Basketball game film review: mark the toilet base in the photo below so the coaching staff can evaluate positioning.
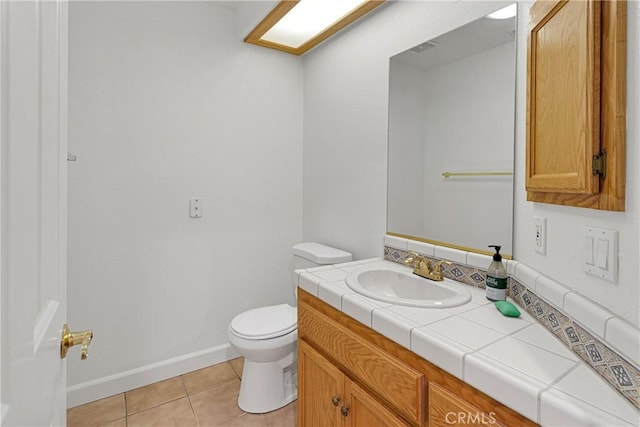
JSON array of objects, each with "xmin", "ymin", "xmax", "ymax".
[{"xmin": 237, "ymin": 350, "xmax": 297, "ymax": 413}]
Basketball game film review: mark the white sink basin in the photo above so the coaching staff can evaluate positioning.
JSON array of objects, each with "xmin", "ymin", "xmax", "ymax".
[{"xmin": 346, "ymin": 267, "xmax": 471, "ymax": 308}]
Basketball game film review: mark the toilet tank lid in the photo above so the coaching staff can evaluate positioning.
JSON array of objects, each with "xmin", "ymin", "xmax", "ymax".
[{"xmin": 292, "ymin": 242, "xmax": 352, "ymax": 264}]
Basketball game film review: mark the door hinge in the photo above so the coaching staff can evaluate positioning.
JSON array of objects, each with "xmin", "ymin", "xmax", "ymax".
[{"xmin": 592, "ymin": 151, "xmax": 606, "ymax": 179}]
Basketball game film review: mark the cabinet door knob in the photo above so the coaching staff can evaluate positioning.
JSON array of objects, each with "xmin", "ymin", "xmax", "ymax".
[
  {"xmin": 341, "ymin": 406, "xmax": 350, "ymax": 417},
  {"xmin": 331, "ymin": 396, "xmax": 340, "ymax": 407}
]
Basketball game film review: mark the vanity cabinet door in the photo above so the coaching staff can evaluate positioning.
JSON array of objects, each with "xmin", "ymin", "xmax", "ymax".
[
  {"xmin": 298, "ymin": 339, "xmax": 344, "ymax": 427},
  {"xmin": 526, "ymin": 0, "xmax": 601, "ymax": 196},
  {"xmin": 526, "ymin": 0, "xmax": 626, "ymax": 210},
  {"xmin": 299, "ymin": 339, "xmax": 411, "ymax": 427}
]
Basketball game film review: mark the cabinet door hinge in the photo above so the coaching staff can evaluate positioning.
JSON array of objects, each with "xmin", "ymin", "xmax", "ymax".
[{"xmin": 592, "ymin": 151, "xmax": 606, "ymax": 179}]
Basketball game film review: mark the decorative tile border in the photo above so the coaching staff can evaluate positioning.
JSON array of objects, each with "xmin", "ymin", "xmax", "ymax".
[
  {"xmin": 384, "ymin": 246, "xmax": 488, "ymax": 288},
  {"xmin": 510, "ymin": 278, "xmax": 640, "ymax": 409},
  {"xmin": 384, "ymin": 245, "xmax": 640, "ymax": 410}
]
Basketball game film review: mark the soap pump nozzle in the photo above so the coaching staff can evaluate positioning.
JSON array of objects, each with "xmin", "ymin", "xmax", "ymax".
[{"xmin": 488, "ymin": 245, "xmax": 502, "ymax": 262}]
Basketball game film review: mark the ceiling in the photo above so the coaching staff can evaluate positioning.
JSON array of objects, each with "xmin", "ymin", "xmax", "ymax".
[{"xmin": 393, "ymin": 15, "xmax": 516, "ymax": 71}]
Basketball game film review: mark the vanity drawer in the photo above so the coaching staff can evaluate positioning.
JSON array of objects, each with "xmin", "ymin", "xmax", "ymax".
[
  {"xmin": 298, "ymin": 296, "xmax": 425, "ymax": 425},
  {"xmin": 429, "ymin": 382, "xmax": 506, "ymax": 427}
]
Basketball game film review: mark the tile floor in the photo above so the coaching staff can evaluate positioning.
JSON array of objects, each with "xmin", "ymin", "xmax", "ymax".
[{"xmin": 67, "ymin": 358, "xmax": 297, "ymax": 427}]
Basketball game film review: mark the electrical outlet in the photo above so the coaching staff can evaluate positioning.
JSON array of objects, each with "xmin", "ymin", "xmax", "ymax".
[{"xmin": 534, "ymin": 216, "xmax": 547, "ymax": 255}]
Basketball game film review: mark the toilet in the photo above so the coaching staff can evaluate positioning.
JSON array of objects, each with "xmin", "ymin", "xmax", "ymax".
[{"xmin": 227, "ymin": 242, "xmax": 352, "ymax": 413}]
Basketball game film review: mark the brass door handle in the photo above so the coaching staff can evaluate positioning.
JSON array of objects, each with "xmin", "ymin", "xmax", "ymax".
[
  {"xmin": 341, "ymin": 406, "xmax": 350, "ymax": 417},
  {"xmin": 331, "ymin": 396, "xmax": 340, "ymax": 407},
  {"xmin": 60, "ymin": 324, "xmax": 93, "ymax": 360}
]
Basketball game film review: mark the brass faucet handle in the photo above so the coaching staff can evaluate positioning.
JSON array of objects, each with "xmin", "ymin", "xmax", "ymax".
[
  {"xmin": 402, "ymin": 251, "xmax": 421, "ymax": 266},
  {"xmin": 430, "ymin": 260, "xmax": 452, "ymax": 280},
  {"xmin": 432, "ymin": 260, "xmax": 452, "ymax": 271}
]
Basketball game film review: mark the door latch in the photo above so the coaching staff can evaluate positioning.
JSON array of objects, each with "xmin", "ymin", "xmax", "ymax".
[{"xmin": 60, "ymin": 324, "xmax": 93, "ymax": 360}]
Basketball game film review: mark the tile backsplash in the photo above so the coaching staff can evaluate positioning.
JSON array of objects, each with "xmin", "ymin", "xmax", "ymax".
[{"xmin": 383, "ymin": 235, "xmax": 640, "ymax": 410}]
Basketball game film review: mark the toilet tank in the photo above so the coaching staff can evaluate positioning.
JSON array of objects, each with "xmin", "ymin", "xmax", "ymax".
[
  {"xmin": 291, "ymin": 242, "xmax": 352, "ymax": 270},
  {"xmin": 290, "ymin": 243, "xmax": 352, "ymax": 300}
]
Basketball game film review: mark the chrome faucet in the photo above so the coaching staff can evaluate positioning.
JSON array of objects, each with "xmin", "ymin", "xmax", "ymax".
[{"xmin": 403, "ymin": 251, "xmax": 451, "ymax": 281}]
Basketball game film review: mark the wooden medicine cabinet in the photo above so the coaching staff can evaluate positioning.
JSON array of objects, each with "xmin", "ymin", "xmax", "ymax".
[{"xmin": 526, "ymin": 0, "xmax": 626, "ymax": 210}]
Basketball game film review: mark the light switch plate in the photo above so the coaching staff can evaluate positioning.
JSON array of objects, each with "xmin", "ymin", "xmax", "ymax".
[{"xmin": 583, "ymin": 226, "xmax": 618, "ymax": 282}]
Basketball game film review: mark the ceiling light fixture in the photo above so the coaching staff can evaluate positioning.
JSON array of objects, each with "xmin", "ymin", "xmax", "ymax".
[
  {"xmin": 487, "ymin": 3, "xmax": 517, "ymax": 20},
  {"xmin": 245, "ymin": 0, "xmax": 385, "ymax": 55}
]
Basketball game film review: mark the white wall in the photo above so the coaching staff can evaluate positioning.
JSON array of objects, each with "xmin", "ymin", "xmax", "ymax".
[
  {"xmin": 303, "ymin": 1, "xmax": 513, "ymax": 257},
  {"xmin": 67, "ymin": 1, "xmax": 303, "ymax": 398},
  {"xmin": 303, "ymin": 1, "xmax": 640, "ymax": 326}
]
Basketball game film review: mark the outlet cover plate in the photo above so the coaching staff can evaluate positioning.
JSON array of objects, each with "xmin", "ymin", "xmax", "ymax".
[{"xmin": 534, "ymin": 216, "xmax": 547, "ymax": 255}]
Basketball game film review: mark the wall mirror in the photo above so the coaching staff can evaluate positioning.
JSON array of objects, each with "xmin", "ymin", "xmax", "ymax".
[{"xmin": 387, "ymin": 5, "xmax": 517, "ymax": 257}]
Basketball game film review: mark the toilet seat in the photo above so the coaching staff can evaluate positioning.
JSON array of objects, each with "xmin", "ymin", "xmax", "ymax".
[{"xmin": 230, "ymin": 304, "xmax": 296, "ymax": 340}]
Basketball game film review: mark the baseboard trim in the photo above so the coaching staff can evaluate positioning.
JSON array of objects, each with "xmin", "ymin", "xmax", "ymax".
[{"xmin": 67, "ymin": 343, "xmax": 240, "ymax": 408}]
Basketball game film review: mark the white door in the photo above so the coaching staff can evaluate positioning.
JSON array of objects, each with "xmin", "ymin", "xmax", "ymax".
[{"xmin": 1, "ymin": 0, "xmax": 75, "ymax": 425}]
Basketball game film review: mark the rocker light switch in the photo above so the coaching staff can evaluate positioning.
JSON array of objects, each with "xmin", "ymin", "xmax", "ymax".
[
  {"xmin": 596, "ymin": 239, "xmax": 609, "ymax": 269},
  {"xmin": 583, "ymin": 236, "xmax": 594, "ymax": 265},
  {"xmin": 583, "ymin": 226, "xmax": 617, "ymax": 282}
]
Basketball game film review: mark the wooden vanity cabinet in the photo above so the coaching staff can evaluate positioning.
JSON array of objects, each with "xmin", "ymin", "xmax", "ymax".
[
  {"xmin": 298, "ymin": 289, "xmax": 536, "ymax": 426},
  {"xmin": 525, "ymin": 0, "xmax": 626, "ymax": 210}
]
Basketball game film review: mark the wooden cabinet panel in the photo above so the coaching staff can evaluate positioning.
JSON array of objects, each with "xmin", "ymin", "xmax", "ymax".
[
  {"xmin": 429, "ymin": 382, "xmax": 506, "ymax": 427},
  {"xmin": 299, "ymin": 301, "xmax": 425, "ymax": 424},
  {"xmin": 526, "ymin": 0, "xmax": 626, "ymax": 210}
]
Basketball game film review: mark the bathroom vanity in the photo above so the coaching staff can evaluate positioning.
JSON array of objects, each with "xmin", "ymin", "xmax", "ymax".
[
  {"xmin": 298, "ymin": 289, "xmax": 533, "ymax": 426},
  {"xmin": 296, "ymin": 257, "xmax": 640, "ymax": 426}
]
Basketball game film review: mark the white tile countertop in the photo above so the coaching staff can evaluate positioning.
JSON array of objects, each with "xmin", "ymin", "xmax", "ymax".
[{"xmin": 296, "ymin": 258, "xmax": 640, "ymax": 427}]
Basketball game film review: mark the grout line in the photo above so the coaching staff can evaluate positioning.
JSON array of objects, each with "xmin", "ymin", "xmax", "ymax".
[
  {"xmin": 508, "ymin": 325, "xmax": 580, "ymax": 362},
  {"xmin": 536, "ymin": 363, "xmax": 580, "ymax": 423},
  {"xmin": 181, "ymin": 374, "xmax": 201, "ymax": 426},
  {"xmin": 126, "ymin": 395, "xmax": 186, "ymax": 417},
  {"xmin": 185, "ymin": 392, "xmax": 200, "ymax": 427},
  {"xmin": 123, "ymin": 393, "xmax": 129, "ymax": 426}
]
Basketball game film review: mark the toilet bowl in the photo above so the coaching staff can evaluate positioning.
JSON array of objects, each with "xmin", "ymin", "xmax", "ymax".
[{"xmin": 227, "ymin": 242, "xmax": 352, "ymax": 413}]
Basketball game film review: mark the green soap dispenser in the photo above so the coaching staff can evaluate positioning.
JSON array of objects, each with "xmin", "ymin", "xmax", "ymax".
[{"xmin": 486, "ymin": 245, "xmax": 507, "ymax": 301}]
